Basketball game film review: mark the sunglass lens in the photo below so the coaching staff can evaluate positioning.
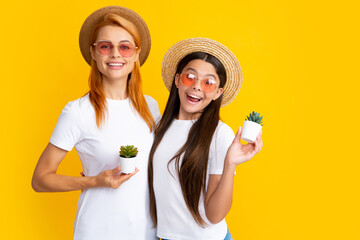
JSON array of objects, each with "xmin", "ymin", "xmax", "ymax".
[
  {"xmin": 96, "ymin": 42, "xmax": 113, "ymax": 55},
  {"xmin": 180, "ymin": 73, "xmax": 196, "ymax": 86},
  {"xmin": 201, "ymin": 79, "xmax": 217, "ymax": 92},
  {"xmin": 118, "ymin": 43, "xmax": 135, "ymax": 57}
]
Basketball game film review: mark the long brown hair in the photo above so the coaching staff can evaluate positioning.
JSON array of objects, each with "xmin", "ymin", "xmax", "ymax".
[
  {"xmin": 148, "ymin": 52, "xmax": 227, "ymax": 227},
  {"xmin": 88, "ymin": 13, "xmax": 154, "ymax": 131}
]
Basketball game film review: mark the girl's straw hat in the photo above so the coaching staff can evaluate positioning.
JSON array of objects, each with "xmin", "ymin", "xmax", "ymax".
[
  {"xmin": 79, "ymin": 6, "xmax": 151, "ymax": 66},
  {"xmin": 162, "ymin": 38, "xmax": 242, "ymax": 107}
]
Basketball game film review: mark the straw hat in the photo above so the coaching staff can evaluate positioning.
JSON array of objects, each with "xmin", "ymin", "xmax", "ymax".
[
  {"xmin": 79, "ymin": 6, "xmax": 151, "ymax": 66},
  {"xmin": 162, "ymin": 38, "xmax": 242, "ymax": 107}
]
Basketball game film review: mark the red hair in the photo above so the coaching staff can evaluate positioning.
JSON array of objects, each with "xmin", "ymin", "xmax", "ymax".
[{"xmin": 87, "ymin": 13, "xmax": 154, "ymax": 131}]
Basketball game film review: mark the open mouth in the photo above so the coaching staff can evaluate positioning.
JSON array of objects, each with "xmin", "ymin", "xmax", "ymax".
[
  {"xmin": 107, "ymin": 62, "xmax": 125, "ymax": 69},
  {"xmin": 187, "ymin": 93, "xmax": 202, "ymax": 103}
]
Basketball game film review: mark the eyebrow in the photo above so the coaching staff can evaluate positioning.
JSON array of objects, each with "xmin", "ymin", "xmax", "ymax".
[
  {"xmin": 185, "ymin": 67, "xmax": 217, "ymax": 79},
  {"xmin": 98, "ymin": 40, "xmax": 132, "ymax": 43},
  {"xmin": 119, "ymin": 40, "xmax": 132, "ymax": 43}
]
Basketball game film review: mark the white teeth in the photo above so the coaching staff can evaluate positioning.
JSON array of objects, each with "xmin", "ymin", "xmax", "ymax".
[
  {"xmin": 188, "ymin": 94, "xmax": 201, "ymax": 100},
  {"xmin": 108, "ymin": 63, "xmax": 124, "ymax": 66}
]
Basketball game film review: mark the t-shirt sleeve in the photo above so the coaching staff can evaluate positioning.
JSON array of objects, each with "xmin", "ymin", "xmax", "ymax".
[
  {"xmin": 49, "ymin": 101, "xmax": 82, "ymax": 151},
  {"xmin": 145, "ymin": 95, "xmax": 161, "ymax": 125},
  {"xmin": 208, "ymin": 122, "xmax": 235, "ymax": 175}
]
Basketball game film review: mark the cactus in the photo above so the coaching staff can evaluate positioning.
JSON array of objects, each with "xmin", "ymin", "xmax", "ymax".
[
  {"xmin": 245, "ymin": 111, "xmax": 264, "ymax": 126},
  {"xmin": 119, "ymin": 145, "xmax": 138, "ymax": 158}
]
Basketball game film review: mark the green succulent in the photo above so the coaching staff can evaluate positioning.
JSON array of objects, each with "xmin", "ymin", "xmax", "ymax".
[
  {"xmin": 119, "ymin": 145, "xmax": 138, "ymax": 158},
  {"xmin": 245, "ymin": 111, "xmax": 264, "ymax": 126}
]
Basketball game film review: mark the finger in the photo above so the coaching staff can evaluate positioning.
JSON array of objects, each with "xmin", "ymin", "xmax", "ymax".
[
  {"xmin": 119, "ymin": 168, "xmax": 139, "ymax": 181},
  {"xmin": 252, "ymin": 133, "xmax": 260, "ymax": 150},
  {"xmin": 253, "ymin": 135, "xmax": 261, "ymax": 152},
  {"xmin": 258, "ymin": 131, "xmax": 263, "ymax": 150},
  {"xmin": 119, "ymin": 168, "xmax": 139, "ymax": 177},
  {"xmin": 256, "ymin": 134, "xmax": 263, "ymax": 152},
  {"xmin": 126, "ymin": 168, "xmax": 139, "ymax": 177},
  {"xmin": 257, "ymin": 130, "xmax": 262, "ymax": 140},
  {"xmin": 111, "ymin": 166, "xmax": 121, "ymax": 175},
  {"xmin": 256, "ymin": 131, "xmax": 262, "ymax": 143},
  {"xmin": 131, "ymin": 168, "xmax": 139, "ymax": 176},
  {"xmin": 233, "ymin": 126, "xmax": 242, "ymax": 143}
]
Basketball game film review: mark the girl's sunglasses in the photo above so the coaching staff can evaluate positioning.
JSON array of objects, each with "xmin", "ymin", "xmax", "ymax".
[
  {"xmin": 92, "ymin": 40, "xmax": 138, "ymax": 58},
  {"xmin": 179, "ymin": 73, "xmax": 219, "ymax": 93}
]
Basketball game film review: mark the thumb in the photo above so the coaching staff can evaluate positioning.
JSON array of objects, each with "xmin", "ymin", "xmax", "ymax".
[
  {"xmin": 111, "ymin": 166, "xmax": 121, "ymax": 175},
  {"xmin": 234, "ymin": 126, "xmax": 242, "ymax": 142},
  {"xmin": 123, "ymin": 168, "xmax": 139, "ymax": 179}
]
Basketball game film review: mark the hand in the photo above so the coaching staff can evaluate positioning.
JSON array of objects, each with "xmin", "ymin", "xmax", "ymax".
[
  {"xmin": 226, "ymin": 126, "xmax": 263, "ymax": 168},
  {"xmin": 95, "ymin": 166, "xmax": 139, "ymax": 189}
]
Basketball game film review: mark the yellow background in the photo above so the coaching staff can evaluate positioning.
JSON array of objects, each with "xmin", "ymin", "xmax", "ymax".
[{"xmin": 0, "ymin": 0, "xmax": 359, "ymax": 239}]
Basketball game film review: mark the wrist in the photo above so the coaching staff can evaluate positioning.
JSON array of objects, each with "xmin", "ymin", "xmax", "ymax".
[
  {"xmin": 224, "ymin": 158, "xmax": 237, "ymax": 174},
  {"xmin": 83, "ymin": 176, "xmax": 97, "ymax": 189}
]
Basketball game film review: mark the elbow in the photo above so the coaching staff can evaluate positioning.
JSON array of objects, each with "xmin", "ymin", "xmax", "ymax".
[
  {"xmin": 32, "ymin": 182, "xmax": 41, "ymax": 192},
  {"xmin": 205, "ymin": 208, "xmax": 225, "ymax": 224},
  {"xmin": 31, "ymin": 175, "xmax": 44, "ymax": 192},
  {"xmin": 206, "ymin": 214, "xmax": 224, "ymax": 225},
  {"xmin": 31, "ymin": 179, "xmax": 41, "ymax": 192}
]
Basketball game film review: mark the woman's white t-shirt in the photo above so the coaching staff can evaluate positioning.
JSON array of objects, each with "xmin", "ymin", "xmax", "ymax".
[
  {"xmin": 50, "ymin": 94, "xmax": 160, "ymax": 240},
  {"xmin": 153, "ymin": 119, "xmax": 235, "ymax": 240}
]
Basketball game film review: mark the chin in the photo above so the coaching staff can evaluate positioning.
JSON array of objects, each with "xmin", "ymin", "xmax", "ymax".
[{"xmin": 183, "ymin": 105, "xmax": 203, "ymax": 115}]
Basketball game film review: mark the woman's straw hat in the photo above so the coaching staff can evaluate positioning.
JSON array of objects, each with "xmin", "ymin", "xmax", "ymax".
[
  {"xmin": 79, "ymin": 6, "xmax": 151, "ymax": 66},
  {"xmin": 162, "ymin": 38, "xmax": 242, "ymax": 107}
]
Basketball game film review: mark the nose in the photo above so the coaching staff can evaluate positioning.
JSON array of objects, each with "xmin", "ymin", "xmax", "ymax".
[
  {"xmin": 192, "ymin": 79, "xmax": 202, "ymax": 91},
  {"xmin": 111, "ymin": 46, "xmax": 121, "ymax": 58}
]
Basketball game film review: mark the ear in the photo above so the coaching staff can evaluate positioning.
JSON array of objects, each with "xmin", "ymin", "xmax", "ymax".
[
  {"xmin": 174, "ymin": 74, "xmax": 180, "ymax": 88},
  {"xmin": 90, "ymin": 46, "xmax": 96, "ymax": 61},
  {"xmin": 134, "ymin": 48, "xmax": 141, "ymax": 62},
  {"xmin": 213, "ymin": 88, "xmax": 224, "ymax": 101}
]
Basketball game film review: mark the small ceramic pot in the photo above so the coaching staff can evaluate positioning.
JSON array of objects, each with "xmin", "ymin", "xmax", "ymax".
[
  {"xmin": 119, "ymin": 156, "xmax": 137, "ymax": 174},
  {"xmin": 241, "ymin": 121, "xmax": 262, "ymax": 143}
]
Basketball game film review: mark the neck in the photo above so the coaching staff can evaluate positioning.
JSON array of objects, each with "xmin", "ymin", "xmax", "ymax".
[
  {"xmin": 177, "ymin": 108, "xmax": 201, "ymax": 120},
  {"xmin": 102, "ymin": 76, "xmax": 128, "ymax": 100}
]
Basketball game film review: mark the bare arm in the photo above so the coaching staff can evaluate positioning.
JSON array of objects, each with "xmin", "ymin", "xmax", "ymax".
[
  {"xmin": 32, "ymin": 143, "xmax": 137, "ymax": 192},
  {"xmin": 205, "ymin": 127, "xmax": 263, "ymax": 223}
]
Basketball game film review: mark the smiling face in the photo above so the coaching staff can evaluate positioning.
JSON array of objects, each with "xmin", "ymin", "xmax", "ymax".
[
  {"xmin": 175, "ymin": 59, "xmax": 223, "ymax": 120},
  {"xmin": 90, "ymin": 25, "xmax": 139, "ymax": 83}
]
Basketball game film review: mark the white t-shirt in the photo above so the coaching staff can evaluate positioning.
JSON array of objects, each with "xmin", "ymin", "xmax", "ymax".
[
  {"xmin": 50, "ymin": 94, "xmax": 161, "ymax": 240},
  {"xmin": 153, "ymin": 119, "xmax": 235, "ymax": 240}
]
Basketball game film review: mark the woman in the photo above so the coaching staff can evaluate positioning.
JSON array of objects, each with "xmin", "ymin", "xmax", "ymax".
[
  {"xmin": 148, "ymin": 38, "xmax": 263, "ymax": 240},
  {"xmin": 32, "ymin": 6, "xmax": 159, "ymax": 240}
]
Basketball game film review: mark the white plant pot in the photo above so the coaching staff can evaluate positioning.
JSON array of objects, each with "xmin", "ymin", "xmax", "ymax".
[
  {"xmin": 241, "ymin": 121, "xmax": 262, "ymax": 143},
  {"xmin": 119, "ymin": 156, "xmax": 137, "ymax": 174}
]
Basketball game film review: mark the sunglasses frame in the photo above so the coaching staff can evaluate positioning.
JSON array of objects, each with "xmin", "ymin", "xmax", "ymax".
[
  {"xmin": 92, "ymin": 40, "xmax": 138, "ymax": 58},
  {"xmin": 178, "ymin": 73, "xmax": 220, "ymax": 93}
]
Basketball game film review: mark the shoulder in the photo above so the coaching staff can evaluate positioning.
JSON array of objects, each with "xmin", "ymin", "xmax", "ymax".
[
  {"xmin": 63, "ymin": 94, "xmax": 92, "ymax": 112},
  {"xmin": 215, "ymin": 121, "xmax": 235, "ymax": 139},
  {"xmin": 208, "ymin": 121, "xmax": 235, "ymax": 174},
  {"xmin": 59, "ymin": 94, "xmax": 93, "ymax": 120},
  {"xmin": 210, "ymin": 121, "xmax": 235, "ymax": 150}
]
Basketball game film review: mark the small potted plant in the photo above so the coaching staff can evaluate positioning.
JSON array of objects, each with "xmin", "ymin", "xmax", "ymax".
[
  {"xmin": 241, "ymin": 111, "xmax": 263, "ymax": 143},
  {"xmin": 119, "ymin": 145, "xmax": 138, "ymax": 174}
]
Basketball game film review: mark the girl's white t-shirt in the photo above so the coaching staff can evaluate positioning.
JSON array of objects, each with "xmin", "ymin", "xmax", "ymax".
[
  {"xmin": 50, "ymin": 94, "xmax": 161, "ymax": 240},
  {"xmin": 153, "ymin": 119, "xmax": 235, "ymax": 240}
]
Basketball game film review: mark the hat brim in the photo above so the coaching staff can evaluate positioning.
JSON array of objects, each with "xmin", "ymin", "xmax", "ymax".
[
  {"xmin": 79, "ymin": 6, "xmax": 151, "ymax": 66},
  {"xmin": 161, "ymin": 38, "xmax": 242, "ymax": 107}
]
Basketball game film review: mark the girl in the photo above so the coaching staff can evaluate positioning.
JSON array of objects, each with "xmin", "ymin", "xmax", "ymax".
[
  {"xmin": 32, "ymin": 6, "xmax": 159, "ymax": 240},
  {"xmin": 148, "ymin": 38, "xmax": 263, "ymax": 240}
]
